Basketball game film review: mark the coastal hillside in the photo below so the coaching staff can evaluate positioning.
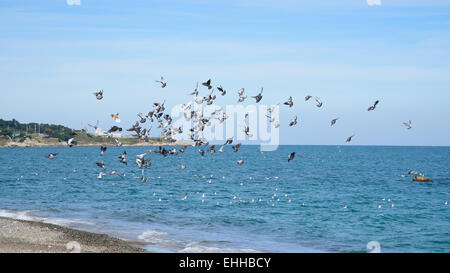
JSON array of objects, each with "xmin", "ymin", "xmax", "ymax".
[
  {"xmin": 0, "ymin": 118, "xmax": 189, "ymax": 147},
  {"xmin": 0, "ymin": 118, "xmax": 73, "ymax": 141}
]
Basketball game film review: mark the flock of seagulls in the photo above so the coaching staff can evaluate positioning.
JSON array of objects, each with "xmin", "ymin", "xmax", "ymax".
[{"xmin": 44, "ymin": 76, "xmax": 417, "ymax": 200}]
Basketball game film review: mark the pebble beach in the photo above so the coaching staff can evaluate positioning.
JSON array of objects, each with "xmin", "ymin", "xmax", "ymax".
[{"xmin": 0, "ymin": 217, "xmax": 147, "ymax": 253}]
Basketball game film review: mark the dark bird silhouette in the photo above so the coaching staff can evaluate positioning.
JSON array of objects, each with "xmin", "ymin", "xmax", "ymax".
[
  {"xmin": 403, "ymin": 120, "xmax": 412, "ymax": 130},
  {"xmin": 217, "ymin": 86, "xmax": 226, "ymax": 96},
  {"xmin": 119, "ymin": 151, "xmax": 127, "ymax": 165},
  {"xmin": 93, "ymin": 89, "xmax": 103, "ymax": 100},
  {"xmin": 202, "ymin": 79, "xmax": 212, "ymax": 89},
  {"xmin": 108, "ymin": 126, "xmax": 122, "ymax": 133},
  {"xmin": 96, "ymin": 161, "xmax": 106, "ymax": 170},
  {"xmin": 289, "ymin": 116, "xmax": 298, "ymax": 127},
  {"xmin": 284, "ymin": 96, "xmax": 293, "ymax": 107},
  {"xmin": 100, "ymin": 145, "xmax": 107, "ymax": 156},
  {"xmin": 367, "ymin": 100, "xmax": 379, "ymax": 111},
  {"xmin": 288, "ymin": 152, "xmax": 295, "ymax": 163},
  {"xmin": 232, "ymin": 143, "xmax": 241, "ymax": 152},
  {"xmin": 252, "ymin": 87, "xmax": 263, "ymax": 103},
  {"xmin": 346, "ymin": 135, "xmax": 355, "ymax": 143},
  {"xmin": 156, "ymin": 76, "xmax": 166, "ymax": 88},
  {"xmin": 331, "ymin": 118, "xmax": 339, "ymax": 126}
]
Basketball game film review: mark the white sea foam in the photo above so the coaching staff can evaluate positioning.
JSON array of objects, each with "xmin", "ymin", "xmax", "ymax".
[
  {"xmin": 138, "ymin": 229, "xmax": 171, "ymax": 244},
  {"xmin": 138, "ymin": 229, "xmax": 260, "ymax": 253},
  {"xmin": 179, "ymin": 242, "xmax": 260, "ymax": 253},
  {"xmin": 0, "ymin": 209, "xmax": 94, "ymax": 226}
]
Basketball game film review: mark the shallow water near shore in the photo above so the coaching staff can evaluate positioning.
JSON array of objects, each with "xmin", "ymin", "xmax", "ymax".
[{"xmin": 0, "ymin": 145, "xmax": 449, "ymax": 252}]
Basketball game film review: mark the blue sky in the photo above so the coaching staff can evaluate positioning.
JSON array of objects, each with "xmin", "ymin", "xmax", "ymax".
[{"xmin": 0, "ymin": 0, "xmax": 449, "ymax": 145}]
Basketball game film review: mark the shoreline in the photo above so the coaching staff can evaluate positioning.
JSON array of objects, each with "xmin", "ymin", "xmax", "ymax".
[
  {"xmin": 0, "ymin": 141, "xmax": 192, "ymax": 148},
  {"xmin": 0, "ymin": 217, "xmax": 148, "ymax": 253}
]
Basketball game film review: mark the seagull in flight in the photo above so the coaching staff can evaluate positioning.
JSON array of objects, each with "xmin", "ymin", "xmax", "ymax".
[
  {"xmin": 111, "ymin": 113, "xmax": 121, "ymax": 123},
  {"xmin": 289, "ymin": 116, "xmax": 298, "ymax": 127},
  {"xmin": 315, "ymin": 97, "xmax": 323, "ymax": 108},
  {"xmin": 96, "ymin": 161, "xmax": 106, "ymax": 170},
  {"xmin": 134, "ymin": 176, "xmax": 148, "ymax": 183},
  {"xmin": 403, "ymin": 120, "xmax": 412, "ymax": 130},
  {"xmin": 88, "ymin": 120, "xmax": 99, "ymax": 130},
  {"xmin": 109, "ymin": 170, "xmax": 124, "ymax": 179},
  {"xmin": 232, "ymin": 143, "xmax": 241, "ymax": 152},
  {"xmin": 188, "ymin": 82, "xmax": 199, "ymax": 96},
  {"xmin": 252, "ymin": 87, "xmax": 263, "ymax": 103},
  {"xmin": 100, "ymin": 145, "xmax": 107, "ymax": 156},
  {"xmin": 217, "ymin": 86, "xmax": 226, "ymax": 96},
  {"xmin": 67, "ymin": 138, "xmax": 75, "ymax": 147},
  {"xmin": 288, "ymin": 152, "xmax": 295, "ymax": 163},
  {"xmin": 156, "ymin": 76, "xmax": 166, "ymax": 88},
  {"xmin": 367, "ymin": 100, "xmax": 379, "ymax": 111},
  {"xmin": 93, "ymin": 89, "xmax": 103, "ymax": 100},
  {"xmin": 202, "ymin": 79, "xmax": 212, "ymax": 89},
  {"xmin": 119, "ymin": 151, "xmax": 127, "ymax": 165},
  {"xmin": 331, "ymin": 118, "xmax": 339, "ymax": 126},
  {"xmin": 283, "ymin": 96, "xmax": 293, "ymax": 108},
  {"xmin": 346, "ymin": 134, "xmax": 355, "ymax": 143},
  {"xmin": 305, "ymin": 95, "xmax": 312, "ymax": 101}
]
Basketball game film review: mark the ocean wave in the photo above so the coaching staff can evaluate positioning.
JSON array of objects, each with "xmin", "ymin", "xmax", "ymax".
[
  {"xmin": 178, "ymin": 242, "xmax": 260, "ymax": 253},
  {"xmin": 0, "ymin": 209, "xmax": 94, "ymax": 226},
  {"xmin": 137, "ymin": 229, "xmax": 261, "ymax": 253},
  {"xmin": 138, "ymin": 229, "xmax": 171, "ymax": 244}
]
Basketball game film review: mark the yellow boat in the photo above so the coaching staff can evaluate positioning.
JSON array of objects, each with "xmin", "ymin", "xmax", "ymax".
[{"xmin": 413, "ymin": 175, "xmax": 433, "ymax": 182}]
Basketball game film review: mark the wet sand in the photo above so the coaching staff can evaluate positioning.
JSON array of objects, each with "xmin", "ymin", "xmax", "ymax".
[{"xmin": 0, "ymin": 217, "xmax": 148, "ymax": 253}]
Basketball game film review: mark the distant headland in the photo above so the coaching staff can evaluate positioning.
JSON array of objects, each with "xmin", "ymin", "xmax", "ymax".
[{"xmin": 0, "ymin": 118, "xmax": 190, "ymax": 148}]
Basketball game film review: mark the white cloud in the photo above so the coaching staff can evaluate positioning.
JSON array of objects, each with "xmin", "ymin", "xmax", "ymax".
[
  {"xmin": 66, "ymin": 0, "xmax": 81, "ymax": 6},
  {"xmin": 366, "ymin": 0, "xmax": 381, "ymax": 6}
]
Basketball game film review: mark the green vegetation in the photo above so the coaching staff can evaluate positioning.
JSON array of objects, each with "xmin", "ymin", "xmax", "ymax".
[
  {"xmin": 0, "ymin": 118, "xmax": 72, "ymax": 141},
  {"xmin": 0, "ymin": 118, "xmax": 182, "ymax": 146}
]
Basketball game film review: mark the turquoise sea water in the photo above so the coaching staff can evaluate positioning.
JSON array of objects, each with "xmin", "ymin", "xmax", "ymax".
[{"xmin": 0, "ymin": 145, "xmax": 449, "ymax": 252}]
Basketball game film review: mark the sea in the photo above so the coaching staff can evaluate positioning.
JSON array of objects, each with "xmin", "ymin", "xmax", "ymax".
[{"xmin": 0, "ymin": 145, "xmax": 449, "ymax": 253}]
